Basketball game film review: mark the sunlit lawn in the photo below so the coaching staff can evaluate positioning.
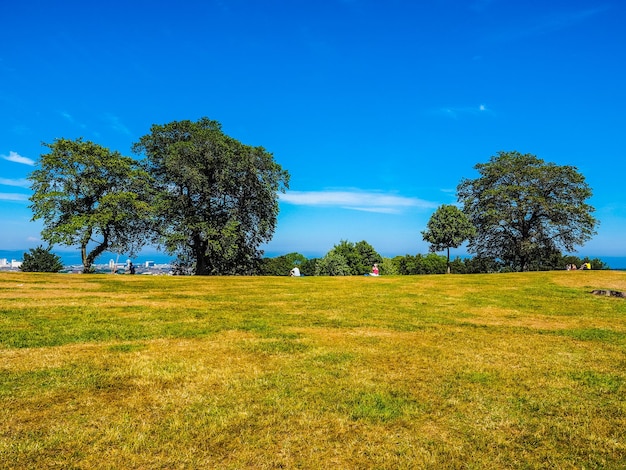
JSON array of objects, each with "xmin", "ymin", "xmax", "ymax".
[{"xmin": 1, "ymin": 271, "xmax": 625, "ymax": 468}]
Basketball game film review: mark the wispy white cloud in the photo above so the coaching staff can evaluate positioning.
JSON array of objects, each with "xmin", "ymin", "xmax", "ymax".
[
  {"xmin": 435, "ymin": 104, "xmax": 492, "ymax": 119},
  {"xmin": 61, "ymin": 111, "xmax": 74, "ymax": 122},
  {"xmin": 279, "ymin": 190, "xmax": 438, "ymax": 214},
  {"xmin": 0, "ymin": 193, "xmax": 29, "ymax": 202},
  {"xmin": 2, "ymin": 151, "xmax": 35, "ymax": 166},
  {"xmin": 0, "ymin": 177, "xmax": 30, "ymax": 188},
  {"xmin": 60, "ymin": 111, "xmax": 87, "ymax": 129},
  {"xmin": 103, "ymin": 113, "xmax": 132, "ymax": 136}
]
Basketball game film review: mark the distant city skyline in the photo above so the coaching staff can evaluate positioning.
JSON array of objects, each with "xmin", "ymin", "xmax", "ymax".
[{"xmin": 1, "ymin": 1, "xmax": 625, "ymax": 261}]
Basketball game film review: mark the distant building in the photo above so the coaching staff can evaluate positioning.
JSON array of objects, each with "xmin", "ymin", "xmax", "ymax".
[{"xmin": 145, "ymin": 261, "xmax": 155, "ymax": 267}]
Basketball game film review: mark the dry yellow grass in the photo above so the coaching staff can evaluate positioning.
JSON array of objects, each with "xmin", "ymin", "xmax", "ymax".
[{"xmin": 1, "ymin": 271, "xmax": 625, "ymax": 468}]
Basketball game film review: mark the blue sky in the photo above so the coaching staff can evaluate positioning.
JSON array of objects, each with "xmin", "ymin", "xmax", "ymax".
[{"xmin": 1, "ymin": 0, "xmax": 625, "ymax": 263}]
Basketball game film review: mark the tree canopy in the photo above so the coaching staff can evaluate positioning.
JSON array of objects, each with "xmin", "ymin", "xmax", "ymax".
[
  {"xmin": 456, "ymin": 151, "xmax": 597, "ymax": 271},
  {"xmin": 132, "ymin": 117, "xmax": 289, "ymax": 275},
  {"xmin": 28, "ymin": 138, "xmax": 153, "ymax": 273},
  {"xmin": 422, "ymin": 204, "xmax": 475, "ymax": 273}
]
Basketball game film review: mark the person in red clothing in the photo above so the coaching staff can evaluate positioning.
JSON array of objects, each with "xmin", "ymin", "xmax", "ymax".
[{"xmin": 371, "ymin": 263, "xmax": 379, "ymax": 276}]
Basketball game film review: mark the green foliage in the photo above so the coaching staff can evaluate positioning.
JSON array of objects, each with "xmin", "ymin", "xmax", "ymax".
[
  {"xmin": 457, "ymin": 151, "xmax": 598, "ymax": 272},
  {"xmin": 353, "ymin": 240, "xmax": 382, "ymax": 274},
  {"xmin": 325, "ymin": 240, "xmax": 382, "ymax": 275},
  {"xmin": 19, "ymin": 246, "xmax": 64, "ymax": 273},
  {"xmin": 378, "ymin": 257, "xmax": 398, "ymax": 275},
  {"xmin": 258, "ymin": 252, "xmax": 307, "ymax": 276},
  {"xmin": 422, "ymin": 204, "xmax": 476, "ymax": 273},
  {"xmin": 553, "ymin": 255, "xmax": 609, "ymax": 271},
  {"xmin": 392, "ymin": 253, "xmax": 448, "ymax": 275},
  {"xmin": 315, "ymin": 251, "xmax": 351, "ymax": 276},
  {"xmin": 449, "ymin": 256, "xmax": 503, "ymax": 274},
  {"xmin": 132, "ymin": 117, "xmax": 289, "ymax": 275},
  {"xmin": 260, "ymin": 251, "xmax": 608, "ymax": 276},
  {"xmin": 28, "ymin": 138, "xmax": 153, "ymax": 273},
  {"xmin": 581, "ymin": 256, "xmax": 609, "ymax": 270},
  {"xmin": 300, "ymin": 257, "xmax": 319, "ymax": 276}
]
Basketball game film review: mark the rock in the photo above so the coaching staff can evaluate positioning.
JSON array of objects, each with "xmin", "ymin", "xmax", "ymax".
[{"xmin": 591, "ymin": 289, "xmax": 626, "ymax": 298}]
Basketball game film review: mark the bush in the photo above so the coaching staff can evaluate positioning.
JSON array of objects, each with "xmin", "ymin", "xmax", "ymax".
[
  {"xmin": 20, "ymin": 246, "xmax": 64, "ymax": 273},
  {"xmin": 315, "ymin": 252, "xmax": 351, "ymax": 276},
  {"xmin": 331, "ymin": 240, "xmax": 381, "ymax": 275},
  {"xmin": 300, "ymin": 258, "xmax": 319, "ymax": 276},
  {"xmin": 560, "ymin": 255, "xmax": 609, "ymax": 270},
  {"xmin": 378, "ymin": 257, "xmax": 398, "ymax": 275},
  {"xmin": 393, "ymin": 253, "xmax": 447, "ymax": 275},
  {"xmin": 455, "ymin": 256, "xmax": 503, "ymax": 274},
  {"xmin": 258, "ymin": 253, "xmax": 307, "ymax": 276}
]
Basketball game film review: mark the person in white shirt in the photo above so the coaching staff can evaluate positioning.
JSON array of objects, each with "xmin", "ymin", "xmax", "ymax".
[{"xmin": 290, "ymin": 266, "xmax": 301, "ymax": 277}]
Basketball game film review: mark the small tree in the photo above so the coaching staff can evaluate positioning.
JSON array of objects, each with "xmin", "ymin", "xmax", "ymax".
[
  {"xmin": 20, "ymin": 246, "xmax": 64, "ymax": 273},
  {"xmin": 422, "ymin": 204, "xmax": 476, "ymax": 273},
  {"xmin": 29, "ymin": 138, "xmax": 153, "ymax": 273}
]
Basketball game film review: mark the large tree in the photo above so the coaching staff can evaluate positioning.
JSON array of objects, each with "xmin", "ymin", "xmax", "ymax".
[
  {"xmin": 132, "ymin": 117, "xmax": 289, "ymax": 275},
  {"xmin": 456, "ymin": 151, "xmax": 597, "ymax": 271},
  {"xmin": 29, "ymin": 138, "xmax": 153, "ymax": 273},
  {"xmin": 422, "ymin": 204, "xmax": 476, "ymax": 274}
]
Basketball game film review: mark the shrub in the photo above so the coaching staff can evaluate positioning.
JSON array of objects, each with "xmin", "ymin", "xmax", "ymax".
[
  {"xmin": 20, "ymin": 246, "xmax": 64, "ymax": 273},
  {"xmin": 393, "ymin": 253, "xmax": 447, "ymax": 275},
  {"xmin": 258, "ymin": 253, "xmax": 307, "ymax": 276},
  {"xmin": 315, "ymin": 252, "xmax": 351, "ymax": 276},
  {"xmin": 331, "ymin": 240, "xmax": 382, "ymax": 275}
]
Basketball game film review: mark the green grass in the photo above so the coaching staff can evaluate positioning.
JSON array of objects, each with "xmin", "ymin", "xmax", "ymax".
[{"xmin": 1, "ymin": 271, "xmax": 625, "ymax": 468}]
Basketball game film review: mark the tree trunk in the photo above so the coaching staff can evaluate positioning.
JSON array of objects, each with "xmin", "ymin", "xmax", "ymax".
[
  {"xmin": 81, "ymin": 234, "xmax": 108, "ymax": 273},
  {"xmin": 81, "ymin": 244, "xmax": 90, "ymax": 273},
  {"xmin": 193, "ymin": 237, "xmax": 210, "ymax": 275}
]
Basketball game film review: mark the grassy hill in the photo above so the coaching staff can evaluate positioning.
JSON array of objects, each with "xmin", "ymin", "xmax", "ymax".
[{"xmin": 1, "ymin": 271, "xmax": 625, "ymax": 468}]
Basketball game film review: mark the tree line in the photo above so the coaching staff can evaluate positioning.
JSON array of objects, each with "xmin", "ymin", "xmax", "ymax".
[
  {"xmin": 27, "ymin": 117, "xmax": 599, "ymax": 275},
  {"xmin": 19, "ymin": 240, "xmax": 608, "ymax": 274},
  {"xmin": 258, "ymin": 243, "xmax": 608, "ymax": 276}
]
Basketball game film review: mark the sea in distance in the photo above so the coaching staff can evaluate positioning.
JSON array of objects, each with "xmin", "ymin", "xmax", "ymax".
[
  {"xmin": 1, "ymin": 249, "xmax": 626, "ymax": 271},
  {"xmin": 0, "ymin": 249, "xmax": 175, "ymax": 268}
]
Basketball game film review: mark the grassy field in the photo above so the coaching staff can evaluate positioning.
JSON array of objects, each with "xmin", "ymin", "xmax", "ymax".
[{"xmin": 1, "ymin": 271, "xmax": 625, "ymax": 469}]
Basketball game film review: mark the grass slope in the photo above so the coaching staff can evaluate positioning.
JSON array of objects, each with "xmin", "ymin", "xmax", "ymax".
[{"xmin": 1, "ymin": 271, "xmax": 625, "ymax": 468}]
